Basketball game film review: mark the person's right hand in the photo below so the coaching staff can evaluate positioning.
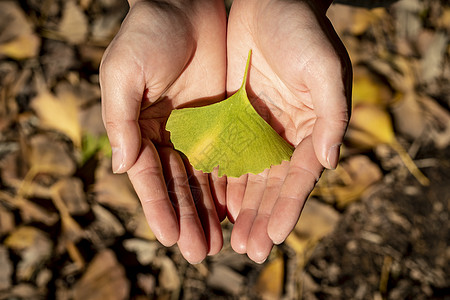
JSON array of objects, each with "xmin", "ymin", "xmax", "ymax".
[{"xmin": 99, "ymin": 0, "xmax": 227, "ymax": 264}]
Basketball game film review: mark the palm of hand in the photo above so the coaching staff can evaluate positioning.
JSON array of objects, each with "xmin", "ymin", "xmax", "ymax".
[
  {"xmin": 100, "ymin": 1, "xmax": 227, "ymax": 263},
  {"xmin": 224, "ymin": 0, "xmax": 351, "ymax": 262}
]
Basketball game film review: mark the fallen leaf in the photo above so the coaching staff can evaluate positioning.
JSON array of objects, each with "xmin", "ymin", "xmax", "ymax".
[
  {"xmin": 313, "ymin": 155, "xmax": 383, "ymax": 208},
  {"xmin": 155, "ymin": 257, "xmax": 181, "ymax": 294},
  {"xmin": 94, "ymin": 162, "xmax": 140, "ymax": 213},
  {"xmin": 206, "ymin": 264, "xmax": 244, "ymax": 295},
  {"xmin": 347, "ymin": 104, "xmax": 430, "ymax": 185},
  {"xmin": 72, "ymin": 250, "xmax": 130, "ymax": 300},
  {"xmin": 52, "ymin": 178, "xmax": 89, "ymax": 216},
  {"xmin": 255, "ymin": 254, "xmax": 284, "ymax": 299},
  {"xmin": 123, "ymin": 239, "xmax": 158, "ymax": 265},
  {"xmin": 391, "ymin": 92, "xmax": 426, "ymax": 139},
  {"xmin": 4, "ymin": 226, "xmax": 53, "ymax": 281},
  {"xmin": 58, "ymin": 0, "xmax": 88, "ymax": 44},
  {"xmin": 85, "ymin": 204, "xmax": 125, "ymax": 247},
  {"xmin": 0, "ymin": 245, "xmax": 13, "ymax": 290},
  {"xmin": 31, "ymin": 90, "xmax": 82, "ymax": 148},
  {"xmin": 0, "ymin": 203, "xmax": 15, "ymax": 236},
  {"xmin": 420, "ymin": 32, "xmax": 448, "ymax": 83},
  {"xmin": 0, "ymin": 2, "xmax": 41, "ymax": 60},
  {"xmin": 393, "ymin": 0, "xmax": 423, "ymax": 40},
  {"xmin": 127, "ymin": 211, "xmax": 156, "ymax": 241},
  {"xmin": 0, "ymin": 34, "xmax": 41, "ymax": 60},
  {"xmin": 167, "ymin": 51, "xmax": 294, "ymax": 177},
  {"xmin": 286, "ymin": 199, "xmax": 340, "ymax": 267},
  {"xmin": 352, "ymin": 66, "xmax": 392, "ymax": 108},
  {"xmin": 351, "ymin": 7, "xmax": 386, "ymax": 36}
]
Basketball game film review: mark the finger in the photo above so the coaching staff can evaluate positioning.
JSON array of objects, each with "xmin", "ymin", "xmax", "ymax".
[
  {"xmin": 246, "ymin": 161, "xmax": 289, "ymax": 263},
  {"xmin": 100, "ymin": 46, "xmax": 145, "ymax": 174},
  {"xmin": 307, "ymin": 38, "xmax": 352, "ymax": 170},
  {"xmin": 209, "ymin": 167, "xmax": 227, "ymax": 221},
  {"xmin": 185, "ymin": 165, "xmax": 223, "ymax": 256},
  {"xmin": 225, "ymin": 174, "xmax": 248, "ymax": 222},
  {"xmin": 159, "ymin": 147, "xmax": 208, "ymax": 264},
  {"xmin": 230, "ymin": 170, "xmax": 268, "ymax": 254},
  {"xmin": 268, "ymin": 136, "xmax": 323, "ymax": 244},
  {"xmin": 127, "ymin": 139, "xmax": 179, "ymax": 247}
]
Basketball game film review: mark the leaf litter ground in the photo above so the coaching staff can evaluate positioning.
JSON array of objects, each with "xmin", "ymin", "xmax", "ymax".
[{"xmin": 0, "ymin": 0, "xmax": 449, "ymax": 299}]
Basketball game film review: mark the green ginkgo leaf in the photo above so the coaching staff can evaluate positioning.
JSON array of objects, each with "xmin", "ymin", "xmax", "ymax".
[{"xmin": 166, "ymin": 50, "xmax": 294, "ymax": 177}]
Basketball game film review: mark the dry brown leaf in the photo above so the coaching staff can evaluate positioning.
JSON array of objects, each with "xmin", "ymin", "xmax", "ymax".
[
  {"xmin": 31, "ymin": 90, "xmax": 82, "ymax": 148},
  {"xmin": 437, "ymin": 7, "xmax": 450, "ymax": 29},
  {"xmin": 255, "ymin": 254, "xmax": 284, "ymax": 300},
  {"xmin": 0, "ymin": 2, "xmax": 33, "ymax": 43},
  {"xmin": 351, "ymin": 7, "xmax": 386, "ymax": 36},
  {"xmin": 58, "ymin": 0, "xmax": 88, "ymax": 44},
  {"xmin": 347, "ymin": 104, "xmax": 430, "ymax": 185},
  {"xmin": 94, "ymin": 171, "xmax": 140, "ymax": 213},
  {"xmin": 123, "ymin": 239, "xmax": 158, "ymax": 265},
  {"xmin": 0, "ymin": 34, "xmax": 41, "ymax": 60},
  {"xmin": 94, "ymin": 159, "xmax": 156, "ymax": 240},
  {"xmin": 314, "ymin": 155, "xmax": 383, "ymax": 208},
  {"xmin": 72, "ymin": 250, "xmax": 130, "ymax": 300},
  {"xmin": 393, "ymin": 0, "xmax": 422, "ymax": 40},
  {"xmin": 0, "ymin": 204, "xmax": 15, "ymax": 236},
  {"xmin": 420, "ymin": 32, "xmax": 448, "ymax": 83},
  {"xmin": 52, "ymin": 178, "xmax": 89, "ymax": 216},
  {"xmin": 85, "ymin": 204, "xmax": 125, "ymax": 247},
  {"xmin": 420, "ymin": 96, "xmax": 450, "ymax": 149},
  {"xmin": 90, "ymin": 11, "xmax": 124, "ymax": 45},
  {"xmin": 0, "ymin": 245, "xmax": 13, "ymax": 290},
  {"xmin": 51, "ymin": 180, "xmax": 86, "ymax": 245},
  {"xmin": 4, "ymin": 226, "xmax": 53, "ymax": 281},
  {"xmin": 1, "ymin": 189, "xmax": 58, "ymax": 226},
  {"xmin": 285, "ymin": 199, "xmax": 340, "ymax": 267},
  {"xmin": 156, "ymin": 257, "xmax": 181, "ymax": 292},
  {"xmin": 391, "ymin": 93, "xmax": 426, "ymax": 139},
  {"xmin": 206, "ymin": 264, "xmax": 243, "ymax": 295},
  {"xmin": 127, "ymin": 211, "xmax": 156, "ymax": 241},
  {"xmin": 0, "ymin": 2, "xmax": 40, "ymax": 60}
]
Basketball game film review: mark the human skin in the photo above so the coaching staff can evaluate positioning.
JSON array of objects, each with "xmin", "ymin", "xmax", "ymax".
[
  {"xmin": 222, "ymin": 0, "xmax": 352, "ymax": 263},
  {"xmin": 100, "ymin": 0, "xmax": 351, "ymax": 264},
  {"xmin": 99, "ymin": 0, "xmax": 227, "ymax": 264}
]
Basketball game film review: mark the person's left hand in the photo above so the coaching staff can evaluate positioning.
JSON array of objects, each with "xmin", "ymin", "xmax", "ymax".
[{"xmin": 222, "ymin": 0, "xmax": 352, "ymax": 263}]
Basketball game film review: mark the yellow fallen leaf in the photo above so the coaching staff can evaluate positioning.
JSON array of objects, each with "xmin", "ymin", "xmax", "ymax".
[
  {"xmin": 351, "ymin": 7, "xmax": 386, "ymax": 36},
  {"xmin": 58, "ymin": 0, "xmax": 88, "ymax": 44},
  {"xmin": 347, "ymin": 104, "xmax": 395, "ymax": 146},
  {"xmin": 31, "ymin": 90, "xmax": 82, "ymax": 147},
  {"xmin": 4, "ymin": 226, "xmax": 39, "ymax": 250},
  {"xmin": 347, "ymin": 104, "xmax": 429, "ymax": 186},
  {"xmin": 313, "ymin": 155, "xmax": 383, "ymax": 208},
  {"xmin": 0, "ymin": 34, "xmax": 40, "ymax": 60},
  {"xmin": 286, "ymin": 199, "xmax": 340, "ymax": 267},
  {"xmin": 352, "ymin": 66, "xmax": 392, "ymax": 108},
  {"xmin": 255, "ymin": 254, "xmax": 284, "ymax": 299}
]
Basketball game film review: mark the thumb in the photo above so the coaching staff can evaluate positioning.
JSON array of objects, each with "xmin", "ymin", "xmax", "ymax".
[
  {"xmin": 100, "ymin": 50, "xmax": 144, "ymax": 174},
  {"xmin": 309, "ymin": 51, "xmax": 352, "ymax": 170}
]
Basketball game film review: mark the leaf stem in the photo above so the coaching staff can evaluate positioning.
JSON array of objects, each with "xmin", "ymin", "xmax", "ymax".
[
  {"xmin": 390, "ymin": 139, "xmax": 430, "ymax": 186},
  {"xmin": 241, "ymin": 49, "xmax": 252, "ymax": 91}
]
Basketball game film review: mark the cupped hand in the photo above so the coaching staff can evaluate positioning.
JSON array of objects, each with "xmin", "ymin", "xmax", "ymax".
[
  {"xmin": 224, "ymin": 0, "xmax": 352, "ymax": 263},
  {"xmin": 99, "ymin": 0, "xmax": 227, "ymax": 263}
]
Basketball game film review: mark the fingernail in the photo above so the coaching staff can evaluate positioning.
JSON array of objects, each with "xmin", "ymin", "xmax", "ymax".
[
  {"xmin": 254, "ymin": 256, "xmax": 268, "ymax": 264},
  {"xmin": 112, "ymin": 147, "xmax": 125, "ymax": 173},
  {"xmin": 327, "ymin": 144, "xmax": 341, "ymax": 170}
]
